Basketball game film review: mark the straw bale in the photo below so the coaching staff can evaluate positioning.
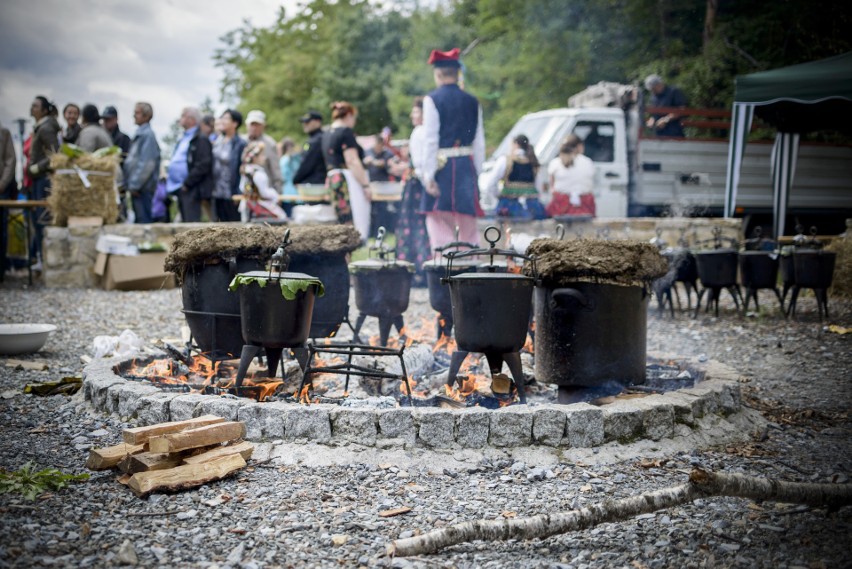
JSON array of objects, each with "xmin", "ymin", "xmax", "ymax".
[
  {"xmin": 524, "ymin": 238, "xmax": 669, "ymax": 287},
  {"xmin": 163, "ymin": 225, "xmax": 281, "ymax": 279},
  {"xmin": 826, "ymin": 235, "xmax": 852, "ymax": 298},
  {"xmin": 274, "ymin": 224, "xmax": 361, "ymax": 257},
  {"xmin": 47, "ymin": 154, "xmax": 120, "ymax": 226}
]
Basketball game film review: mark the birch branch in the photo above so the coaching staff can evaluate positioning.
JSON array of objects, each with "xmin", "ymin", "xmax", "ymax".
[{"xmin": 389, "ymin": 468, "xmax": 852, "ymax": 557}]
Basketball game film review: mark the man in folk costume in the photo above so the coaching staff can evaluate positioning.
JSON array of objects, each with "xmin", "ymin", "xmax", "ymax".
[{"xmin": 421, "ymin": 48, "xmax": 486, "ymax": 249}]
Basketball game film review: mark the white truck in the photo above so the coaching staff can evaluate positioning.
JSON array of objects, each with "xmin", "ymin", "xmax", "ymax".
[{"xmin": 481, "ymin": 83, "xmax": 852, "ymax": 232}]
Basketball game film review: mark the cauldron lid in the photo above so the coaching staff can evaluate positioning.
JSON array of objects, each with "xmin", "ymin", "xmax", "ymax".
[
  {"xmin": 348, "ymin": 258, "xmax": 415, "ymax": 271},
  {"xmin": 694, "ymin": 248, "xmax": 737, "ymax": 255},
  {"xmin": 236, "ymin": 270, "xmax": 319, "ymax": 281},
  {"xmin": 447, "ymin": 272, "xmax": 534, "ymax": 281}
]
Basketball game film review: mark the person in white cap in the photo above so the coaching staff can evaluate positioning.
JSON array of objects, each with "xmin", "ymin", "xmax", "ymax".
[{"xmin": 244, "ymin": 110, "xmax": 283, "ymax": 192}]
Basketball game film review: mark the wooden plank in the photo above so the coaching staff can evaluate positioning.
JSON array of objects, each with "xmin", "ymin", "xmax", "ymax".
[
  {"xmin": 122, "ymin": 415, "xmax": 226, "ymax": 445},
  {"xmin": 117, "ymin": 451, "xmax": 187, "ymax": 475},
  {"xmin": 86, "ymin": 443, "xmax": 146, "ymax": 471},
  {"xmin": 6, "ymin": 360, "xmax": 49, "ymax": 371},
  {"xmin": 182, "ymin": 441, "xmax": 254, "ymax": 465},
  {"xmin": 148, "ymin": 422, "xmax": 246, "ymax": 454},
  {"xmin": 127, "ymin": 454, "xmax": 246, "ymax": 496}
]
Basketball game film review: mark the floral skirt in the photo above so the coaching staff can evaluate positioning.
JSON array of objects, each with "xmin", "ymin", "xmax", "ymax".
[
  {"xmin": 325, "ymin": 170, "xmax": 352, "ymax": 225},
  {"xmin": 396, "ymin": 176, "xmax": 430, "ymax": 286}
]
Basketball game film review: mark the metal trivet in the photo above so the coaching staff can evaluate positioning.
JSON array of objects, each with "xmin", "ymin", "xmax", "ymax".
[{"xmin": 296, "ymin": 341, "xmax": 414, "ymax": 406}]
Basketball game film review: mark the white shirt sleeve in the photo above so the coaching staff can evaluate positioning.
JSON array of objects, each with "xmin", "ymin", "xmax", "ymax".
[
  {"xmin": 409, "ymin": 125, "xmax": 425, "ymax": 176},
  {"xmin": 472, "ymin": 104, "xmax": 485, "ymax": 175},
  {"xmin": 421, "ymin": 96, "xmax": 440, "ymax": 186}
]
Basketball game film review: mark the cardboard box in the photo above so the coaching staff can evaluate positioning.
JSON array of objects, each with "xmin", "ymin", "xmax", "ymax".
[{"xmin": 94, "ymin": 251, "xmax": 176, "ymax": 291}]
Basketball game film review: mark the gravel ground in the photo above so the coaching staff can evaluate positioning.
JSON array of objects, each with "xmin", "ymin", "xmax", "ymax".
[{"xmin": 0, "ymin": 279, "xmax": 850, "ymax": 568}]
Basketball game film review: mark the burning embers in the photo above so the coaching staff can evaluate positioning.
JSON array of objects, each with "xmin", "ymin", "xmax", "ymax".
[{"xmin": 120, "ymin": 355, "xmax": 288, "ymax": 402}]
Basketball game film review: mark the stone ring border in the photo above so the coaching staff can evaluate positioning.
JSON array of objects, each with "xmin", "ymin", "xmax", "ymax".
[{"xmin": 82, "ymin": 352, "xmax": 744, "ymax": 451}]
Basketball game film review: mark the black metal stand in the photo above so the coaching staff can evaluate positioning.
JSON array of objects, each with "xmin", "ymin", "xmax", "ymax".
[
  {"xmin": 786, "ymin": 286, "xmax": 830, "ymax": 321},
  {"xmin": 234, "ymin": 344, "xmax": 302, "ymax": 395},
  {"xmin": 743, "ymin": 286, "xmax": 784, "ymax": 315},
  {"xmin": 694, "ymin": 285, "xmax": 744, "ymax": 318},
  {"xmin": 297, "ymin": 342, "xmax": 413, "ymax": 406},
  {"xmin": 446, "ymin": 350, "xmax": 527, "ymax": 404}
]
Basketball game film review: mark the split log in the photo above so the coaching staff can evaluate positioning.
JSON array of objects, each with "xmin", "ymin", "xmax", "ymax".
[
  {"xmin": 86, "ymin": 443, "xmax": 145, "ymax": 471},
  {"xmin": 182, "ymin": 441, "xmax": 254, "ymax": 465},
  {"xmin": 122, "ymin": 415, "xmax": 225, "ymax": 445},
  {"xmin": 389, "ymin": 468, "xmax": 852, "ymax": 557},
  {"xmin": 148, "ymin": 422, "xmax": 246, "ymax": 454},
  {"xmin": 127, "ymin": 454, "xmax": 246, "ymax": 496},
  {"xmin": 117, "ymin": 451, "xmax": 187, "ymax": 474}
]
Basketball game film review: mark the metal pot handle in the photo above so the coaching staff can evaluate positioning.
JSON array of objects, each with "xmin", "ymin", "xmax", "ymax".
[{"xmin": 550, "ymin": 288, "xmax": 595, "ymax": 311}]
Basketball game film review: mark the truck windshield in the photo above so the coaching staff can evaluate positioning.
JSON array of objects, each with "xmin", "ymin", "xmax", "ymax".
[
  {"xmin": 489, "ymin": 115, "xmax": 568, "ymax": 161},
  {"xmin": 573, "ymin": 121, "xmax": 616, "ymax": 163}
]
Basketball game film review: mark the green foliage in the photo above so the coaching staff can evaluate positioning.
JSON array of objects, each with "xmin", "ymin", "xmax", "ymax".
[
  {"xmin": 228, "ymin": 274, "xmax": 325, "ymax": 299},
  {"xmin": 216, "ymin": 0, "xmax": 852, "ymax": 147},
  {"xmin": 0, "ymin": 462, "xmax": 89, "ymax": 501}
]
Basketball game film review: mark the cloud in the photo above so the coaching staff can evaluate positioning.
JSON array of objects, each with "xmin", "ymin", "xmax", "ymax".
[{"xmin": 0, "ymin": 0, "xmax": 288, "ymax": 144}]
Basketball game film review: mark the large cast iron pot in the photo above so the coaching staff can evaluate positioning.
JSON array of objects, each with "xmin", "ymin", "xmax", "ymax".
[
  {"xmin": 695, "ymin": 249, "xmax": 738, "ymax": 287},
  {"xmin": 446, "ymin": 272, "xmax": 534, "ymax": 354},
  {"xmin": 793, "ymin": 250, "xmax": 836, "ymax": 289},
  {"xmin": 182, "ymin": 257, "xmax": 264, "ymax": 355},
  {"xmin": 739, "ymin": 251, "xmax": 779, "ymax": 289},
  {"xmin": 534, "ymin": 283, "xmax": 648, "ymax": 388},
  {"xmin": 349, "ymin": 259, "xmax": 413, "ymax": 318},
  {"xmin": 236, "ymin": 271, "xmax": 319, "ymax": 348},
  {"xmin": 288, "ymin": 253, "xmax": 349, "ymax": 338}
]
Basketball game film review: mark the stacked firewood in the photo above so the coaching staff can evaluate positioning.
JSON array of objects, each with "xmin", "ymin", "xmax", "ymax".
[{"xmin": 85, "ymin": 415, "xmax": 253, "ymax": 496}]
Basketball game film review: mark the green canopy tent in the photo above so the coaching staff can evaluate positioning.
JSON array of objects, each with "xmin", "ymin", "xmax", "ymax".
[{"xmin": 724, "ymin": 51, "xmax": 852, "ymax": 238}]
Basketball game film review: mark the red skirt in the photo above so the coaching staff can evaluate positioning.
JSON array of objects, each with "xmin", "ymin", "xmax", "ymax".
[{"xmin": 545, "ymin": 192, "xmax": 596, "ymax": 217}]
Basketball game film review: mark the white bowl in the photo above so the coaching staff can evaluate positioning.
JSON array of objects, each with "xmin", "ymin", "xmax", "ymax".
[
  {"xmin": 371, "ymin": 181, "xmax": 402, "ymax": 196},
  {"xmin": 0, "ymin": 324, "xmax": 57, "ymax": 355}
]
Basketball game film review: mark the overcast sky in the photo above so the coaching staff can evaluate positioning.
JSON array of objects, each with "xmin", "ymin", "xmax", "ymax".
[{"xmin": 0, "ymin": 0, "xmax": 294, "ymax": 147}]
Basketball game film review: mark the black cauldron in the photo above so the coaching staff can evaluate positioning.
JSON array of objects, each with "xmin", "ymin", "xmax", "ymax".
[
  {"xmin": 348, "ymin": 228, "xmax": 415, "ymax": 346},
  {"xmin": 695, "ymin": 249, "xmax": 738, "ymax": 288},
  {"xmin": 534, "ymin": 283, "xmax": 648, "ymax": 391},
  {"xmin": 793, "ymin": 250, "xmax": 836, "ymax": 289},
  {"xmin": 237, "ymin": 271, "xmax": 319, "ymax": 348},
  {"xmin": 447, "ymin": 272, "xmax": 534, "ymax": 354},
  {"xmin": 182, "ymin": 257, "xmax": 264, "ymax": 356},
  {"xmin": 288, "ymin": 253, "xmax": 349, "ymax": 338},
  {"xmin": 738, "ymin": 251, "xmax": 782, "ymax": 313}
]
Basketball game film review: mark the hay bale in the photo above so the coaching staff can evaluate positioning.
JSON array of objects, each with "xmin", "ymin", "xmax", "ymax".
[
  {"xmin": 48, "ymin": 154, "xmax": 119, "ymax": 226},
  {"xmin": 524, "ymin": 238, "xmax": 669, "ymax": 287},
  {"xmin": 275, "ymin": 224, "xmax": 361, "ymax": 257},
  {"xmin": 163, "ymin": 225, "xmax": 282, "ymax": 279},
  {"xmin": 163, "ymin": 224, "xmax": 363, "ymax": 282},
  {"xmin": 826, "ymin": 235, "xmax": 852, "ymax": 298}
]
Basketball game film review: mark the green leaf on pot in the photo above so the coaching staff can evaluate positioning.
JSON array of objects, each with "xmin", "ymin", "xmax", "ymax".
[
  {"xmin": 278, "ymin": 278, "xmax": 325, "ymax": 300},
  {"xmin": 228, "ymin": 275, "xmax": 269, "ymax": 291},
  {"xmin": 59, "ymin": 143, "xmax": 85, "ymax": 158},
  {"xmin": 92, "ymin": 145, "xmax": 121, "ymax": 158},
  {"xmin": 228, "ymin": 275, "xmax": 324, "ymax": 299}
]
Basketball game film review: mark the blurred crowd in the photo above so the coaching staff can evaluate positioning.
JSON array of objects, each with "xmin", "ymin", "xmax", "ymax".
[{"xmin": 4, "ymin": 98, "xmax": 409, "ymax": 231}]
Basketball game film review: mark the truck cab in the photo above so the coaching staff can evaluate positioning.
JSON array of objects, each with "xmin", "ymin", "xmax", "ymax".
[{"xmin": 480, "ymin": 108, "xmax": 630, "ymax": 217}]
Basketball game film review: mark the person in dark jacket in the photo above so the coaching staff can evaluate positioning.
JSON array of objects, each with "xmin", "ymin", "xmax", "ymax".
[
  {"xmin": 211, "ymin": 109, "xmax": 247, "ymax": 222},
  {"xmin": 292, "ymin": 110, "xmax": 326, "ymax": 185},
  {"xmin": 60, "ymin": 103, "xmax": 81, "ymax": 145},
  {"xmin": 167, "ymin": 107, "xmax": 213, "ymax": 222},
  {"xmin": 101, "ymin": 106, "xmax": 131, "ymax": 160},
  {"xmin": 27, "ymin": 95, "xmax": 60, "ymax": 267}
]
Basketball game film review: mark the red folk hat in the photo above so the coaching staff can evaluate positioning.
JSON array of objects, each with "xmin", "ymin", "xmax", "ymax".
[{"xmin": 428, "ymin": 48, "xmax": 461, "ymax": 68}]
